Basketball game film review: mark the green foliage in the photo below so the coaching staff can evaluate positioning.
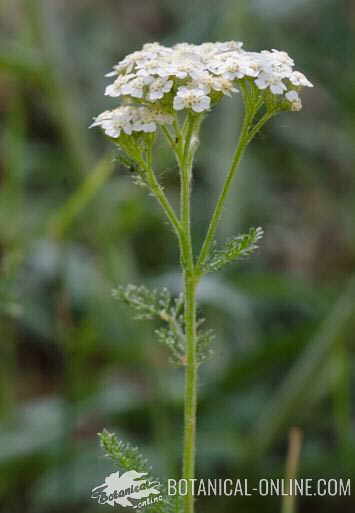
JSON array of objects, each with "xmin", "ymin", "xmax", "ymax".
[
  {"xmin": 155, "ymin": 326, "xmax": 185, "ymax": 366},
  {"xmin": 196, "ymin": 319, "xmax": 215, "ymax": 365},
  {"xmin": 99, "ymin": 430, "xmax": 182, "ymax": 513},
  {"xmin": 48, "ymin": 155, "xmax": 115, "ymax": 239},
  {"xmin": 113, "ymin": 284, "xmax": 214, "ymax": 366},
  {"xmin": 202, "ymin": 227, "xmax": 264, "ymax": 274},
  {"xmin": 113, "ymin": 285, "xmax": 177, "ymax": 321},
  {"xmin": 99, "ymin": 429, "xmax": 152, "ymax": 473},
  {"xmin": 113, "ymin": 284, "xmax": 186, "ymax": 365}
]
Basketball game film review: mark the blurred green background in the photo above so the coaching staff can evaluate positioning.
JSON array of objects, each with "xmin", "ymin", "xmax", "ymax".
[{"xmin": 0, "ymin": 0, "xmax": 354, "ymax": 512}]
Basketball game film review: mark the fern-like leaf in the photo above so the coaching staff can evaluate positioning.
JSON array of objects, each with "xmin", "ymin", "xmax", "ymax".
[
  {"xmin": 99, "ymin": 429, "xmax": 151, "ymax": 473},
  {"xmin": 113, "ymin": 285, "xmax": 185, "ymax": 365},
  {"xmin": 114, "ymin": 284, "xmax": 215, "ymax": 367},
  {"xmin": 98, "ymin": 430, "xmax": 182, "ymax": 513},
  {"xmin": 202, "ymin": 226, "xmax": 264, "ymax": 273},
  {"xmin": 113, "ymin": 285, "xmax": 172, "ymax": 321}
]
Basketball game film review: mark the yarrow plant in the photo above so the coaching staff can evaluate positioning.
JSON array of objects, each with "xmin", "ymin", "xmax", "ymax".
[{"xmin": 91, "ymin": 41, "xmax": 313, "ymax": 513}]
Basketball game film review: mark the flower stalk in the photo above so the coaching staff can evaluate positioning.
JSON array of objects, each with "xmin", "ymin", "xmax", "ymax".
[
  {"xmin": 179, "ymin": 115, "xmax": 199, "ymax": 513},
  {"xmin": 177, "ymin": 104, "xmax": 262, "ymax": 513}
]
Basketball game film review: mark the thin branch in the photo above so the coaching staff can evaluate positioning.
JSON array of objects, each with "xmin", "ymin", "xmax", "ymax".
[
  {"xmin": 195, "ymin": 106, "xmax": 253, "ymax": 274},
  {"xmin": 138, "ymin": 153, "xmax": 183, "ymax": 242}
]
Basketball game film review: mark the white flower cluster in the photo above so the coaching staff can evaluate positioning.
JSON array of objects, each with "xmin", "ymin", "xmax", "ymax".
[
  {"xmin": 92, "ymin": 41, "xmax": 313, "ymax": 137},
  {"xmin": 90, "ymin": 106, "xmax": 173, "ymax": 138}
]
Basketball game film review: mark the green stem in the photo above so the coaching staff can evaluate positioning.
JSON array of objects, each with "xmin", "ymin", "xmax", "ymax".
[
  {"xmin": 139, "ymin": 156, "xmax": 183, "ymax": 242},
  {"xmin": 182, "ymin": 271, "xmax": 197, "ymax": 513},
  {"xmin": 161, "ymin": 125, "xmax": 183, "ymax": 165},
  {"xmin": 180, "ymin": 115, "xmax": 196, "ymax": 269},
  {"xmin": 138, "ymin": 120, "xmax": 200, "ymax": 513},
  {"xmin": 196, "ymin": 106, "xmax": 272, "ymax": 273},
  {"xmin": 145, "ymin": 104, "xmax": 273, "ymax": 513},
  {"xmin": 178, "ymin": 107, "xmax": 270, "ymax": 513},
  {"xmin": 195, "ymin": 108, "xmax": 252, "ymax": 272},
  {"xmin": 246, "ymin": 109, "xmax": 275, "ymax": 144},
  {"xmin": 179, "ymin": 114, "xmax": 199, "ymax": 513}
]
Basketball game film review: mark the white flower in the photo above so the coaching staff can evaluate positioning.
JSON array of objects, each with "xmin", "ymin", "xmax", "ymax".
[
  {"xmin": 90, "ymin": 106, "xmax": 173, "ymax": 138},
  {"xmin": 211, "ymin": 77, "xmax": 238, "ymax": 96},
  {"xmin": 195, "ymin": 73, "xmax": 238, "ymax": 96},
  {"xmin": 260, "ymin": 49, "xmax": 294, "ymax": 74},
  {"xmin": 90, "ymin": 108, "xmax": 132, "ymax": 137},
  {"xmin": 168, "ymin": 57, "xmax": 205, "ymax": 80},
  {"xmin": 285, "ymin": 90, "xmax": 299, "ymax": 102},
  {"xmin": 289, "ymin": 71, "xmax": 313, "ymax": 88},
  {"xmin": 105, "ymin": 73, "xmax": 135, "ymax": 97},
  {"xmin": 136, "ymin": 59, "xmax": 171, "ymax": 79},
  {"xmin": 255, "ymin": 72, "xmax": 287, "ymax": 94},
  {"xmin": 173, "ymin": 87, "xmax": 211, "ymax": 113},
  {"xmin": 285, "ymin": 90, "xmax": 302, "ymax": 111},
  {"xmin": 148, "ymin": 78, "xmax": 173, "ymax": 101},
  {"xmin": 121, "ymin": 76, "xmax": 153, "ymax": 99},
  {"xmin": 210, "ymin": 54, "xmax": 257, "ymax": 79}
]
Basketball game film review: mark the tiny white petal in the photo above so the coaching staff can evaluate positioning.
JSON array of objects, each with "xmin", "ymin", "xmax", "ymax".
[
  {"xmin": 285, "ymin": 90, "xmax": 299, "ymax": 102},
  {"xmin": 173, "ymin": 97, "xmax": 185, "ymax": 111}
]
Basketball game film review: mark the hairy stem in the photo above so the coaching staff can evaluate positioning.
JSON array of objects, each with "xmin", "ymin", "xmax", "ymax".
[
  {"xmin": 180, "ymin": 114, "xmax": 199, "ymax": 513},
  {"xmin": 140, "ymin": 156, "xmax": 183, "ymax": 242},
  {"xmin": 182, "ymin": 270, "xmax": 197, "ymax": 513}
]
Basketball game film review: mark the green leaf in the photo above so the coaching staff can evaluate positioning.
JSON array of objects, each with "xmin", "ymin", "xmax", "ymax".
[
  {"xmin": 196, "ymin": 324, "xmax": 215, "ymax": 365},
  {"xmin": 155, "ymin": 326, "xmax": 185, "ymax": 366},
  {"xmin": 114, "ymin": 284, "xmax": 214, "ymax": 367},
  {"xmin": 98, "ymin": 430, "xmax": 182, "ymax": 513},
  {"xmin": 113, "ymin": 285, "xmax": 186, "ymax": 365},
  {"xmin": 99, "ymin": 429, "xmax": 151, "ymax": 473},
  {"xmin": 113, "ymin": 284, "xmax": 173, "ymax": 321},
  {"xmin": 202, "ymin": 226, "xmax": 264, "ymax": 273}
]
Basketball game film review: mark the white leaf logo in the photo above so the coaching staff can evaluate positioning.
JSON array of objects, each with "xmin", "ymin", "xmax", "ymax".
[{"xmin": 91, "ymin": 470, "xmax": 161, "ymax": 507}]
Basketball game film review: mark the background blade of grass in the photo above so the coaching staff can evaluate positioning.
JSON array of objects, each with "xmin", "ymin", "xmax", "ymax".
[{"xmin": 252, "ymin": 276, "xmax": 355, "ymax": 456}]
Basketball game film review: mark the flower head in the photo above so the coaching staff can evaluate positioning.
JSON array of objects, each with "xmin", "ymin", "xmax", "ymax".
[{"xmin": 92, "ymin": 40, "xmax": 313, "ymax": 140}]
